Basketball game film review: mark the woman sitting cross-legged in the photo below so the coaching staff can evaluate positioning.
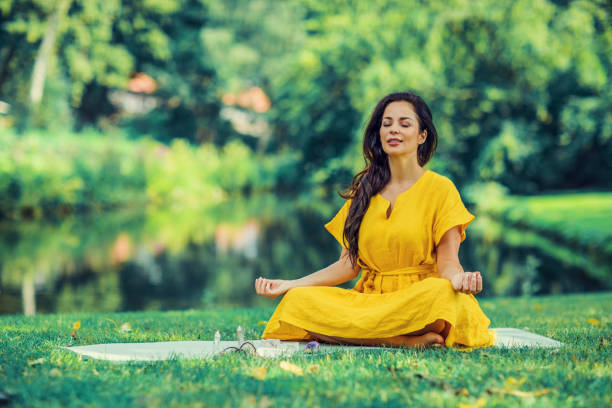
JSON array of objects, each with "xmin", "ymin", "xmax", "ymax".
[{"xmin": 254, "ymin": 91, "xmax": 496, "ymax": 350}]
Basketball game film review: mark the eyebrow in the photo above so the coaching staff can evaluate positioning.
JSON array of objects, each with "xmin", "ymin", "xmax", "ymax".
[{"xmin": 383, "ymin": 116, "xmax": 414, "ymax": 121}]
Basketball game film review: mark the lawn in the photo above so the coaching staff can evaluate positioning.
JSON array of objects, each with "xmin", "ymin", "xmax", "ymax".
[
  {"xmin": 1, "ymin": 292, "xmax": 610, "ymax": 407},
  {"xmin": 488, "ymin": 192, "xmax": 612, "ymax": 254}
]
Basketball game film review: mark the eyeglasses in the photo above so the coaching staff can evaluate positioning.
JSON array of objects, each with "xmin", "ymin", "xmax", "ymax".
[{"xmin": 221, "ymin": 341, "xmax": 257, "ymax": 355}]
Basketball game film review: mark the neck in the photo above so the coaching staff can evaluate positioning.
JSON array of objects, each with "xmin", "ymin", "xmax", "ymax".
[{"xmin": 387, "ymin": 154, "xmax": 424, "ymax": 184}]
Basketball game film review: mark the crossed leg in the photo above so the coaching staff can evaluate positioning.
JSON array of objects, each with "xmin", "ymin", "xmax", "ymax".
[{"xmin": 306, "ymin": 319, "xmax": 450, "ymax": 349}]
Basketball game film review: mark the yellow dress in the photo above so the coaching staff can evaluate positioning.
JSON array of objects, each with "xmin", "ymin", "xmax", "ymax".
[{"xmin": 261, "ymin": 170, "xmax": 497, "ymax": 349}]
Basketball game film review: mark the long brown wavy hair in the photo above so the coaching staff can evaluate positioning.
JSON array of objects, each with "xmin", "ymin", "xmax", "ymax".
[{"xmin": 340, "ymin": 91, "xmax": 438, "ymax": 267}]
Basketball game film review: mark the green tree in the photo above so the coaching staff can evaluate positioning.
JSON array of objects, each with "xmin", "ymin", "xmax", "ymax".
[
  {"xmin": 266, "ymin": 0, "xmax": 612, "ymax": 193},
  {"xmin": 0, "ymin": 0, "xmax": 134, "ymax": 128}
]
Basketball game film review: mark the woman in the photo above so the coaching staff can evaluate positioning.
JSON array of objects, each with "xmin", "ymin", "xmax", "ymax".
[{"xmin": 254, "ymin": 91, "xmax": 496, "ymax": 349}]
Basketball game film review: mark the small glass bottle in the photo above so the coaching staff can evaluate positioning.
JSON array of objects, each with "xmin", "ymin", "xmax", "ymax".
[
  {"xmin": 237, "ymin": 325, "xmax": 244, "ymax": 343},
  {"xmin": 214, "ymin": 330, "xmax": 221, "ymax": 345}
]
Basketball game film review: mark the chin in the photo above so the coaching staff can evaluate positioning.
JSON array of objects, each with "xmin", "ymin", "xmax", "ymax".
[{"xmin": 384, "ymin": 148, "xmax": 409, "ymax": 156}]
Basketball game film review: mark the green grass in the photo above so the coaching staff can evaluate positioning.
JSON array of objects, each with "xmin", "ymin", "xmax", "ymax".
[
  {"xmin": 1, "ymin": 292, "xmax": 611, "ymax": 407},
  {"xmin": 493, "ymin": 192, "xmax": 612, "ymax": 254}
]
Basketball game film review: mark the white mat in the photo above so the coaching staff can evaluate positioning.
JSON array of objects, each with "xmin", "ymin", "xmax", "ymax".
[
  {"xmin": 492, "ymin": 328, "xmax": 563, "ymax": 349},
  {"xmin": 61, "ymin": 328, "xmax": 563, "ymax": 362}
]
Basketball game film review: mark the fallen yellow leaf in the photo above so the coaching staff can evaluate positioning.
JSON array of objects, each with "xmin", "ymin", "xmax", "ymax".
[
  {"xmin": 243, "ymin": 395, "xmax": 256, "ymax": 406},
  {"xmin": 379, "ymin": 390, "xmax": 388, "ymax": 403},
  {"xmin": 257, "ymin": 320, "xmax": 268, "ymax": 326},
  {"xmin": 279, "ymin": 361, "xmax": 303, "ymax": 376},
  {"xmin": 489, "ymin": 387, "xmax": 551, "ymax": 398},
  {"xmin": 306, "ymin": 364, "xmax": 320, "ymax": 374},
  {"xmin": 258, "ymin": 396, "xmax": 273, "ymax": 408},
  {"xmin": 250, "ymin": 366, "xmax": 267, "ymax": 380},
  {"xmin": 458, "ymin": 397, "xmax": 487, "ymax": 408},
  {"xmin": 49, "ymin": 368, "xmax": 62, "ymax": 377},
  {"xmin": 587, "ymin": 318, "xmax": 601, "ymax": 326},
  {"xmin": 73, "ymin": 321, "xmax": 81, "ymax": 330},
  {"xmin": 27, "ymin": 358, "xmax": 44, "ymax": 366},
  {"xmin": 530, "ymin": 389, "xmax": 552, "ymax": 397},
  {"xmin": 504, "ymin": 377, "xmax": 527, "ymax": 389}
]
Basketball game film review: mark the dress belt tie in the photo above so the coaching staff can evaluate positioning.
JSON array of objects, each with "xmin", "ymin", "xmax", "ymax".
[
  {"xmin": 362, "ymin": 264, "xmax": 436, "ymax": 275},
  {"xmin": 355, "ymin": 263, "xmax": 437, "ymax": 293}
]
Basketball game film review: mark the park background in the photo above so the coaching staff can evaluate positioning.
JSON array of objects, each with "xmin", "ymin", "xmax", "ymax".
[
  {"xmin": 0, "ymin": 0, "xmax": 611, "ymax": 315},
  {"xmin": 1, "ymin": 1, "xmax": 611, "ymax": 407}
]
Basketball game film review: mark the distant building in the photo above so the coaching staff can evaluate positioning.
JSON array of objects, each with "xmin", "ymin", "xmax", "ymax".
[
  {"xmin": 108, "ymin": 73, "xmax": 159, "ymax": 115},
  {"xmin": 220, "ymin": 87, "xmax": 271, "ymax": 139}
]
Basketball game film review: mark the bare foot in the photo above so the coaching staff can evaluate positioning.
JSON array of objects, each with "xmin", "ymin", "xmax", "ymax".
[
  {"xmin": 306, "ymin": 330, "xmax": 445, "ymax": 349},
  {"xmin": 398, "ymin": 332, "xmax": 444, "ymax": 349}
]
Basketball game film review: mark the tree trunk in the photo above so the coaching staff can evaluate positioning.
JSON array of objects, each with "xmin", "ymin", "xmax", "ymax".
[
  {"xmin": 22, "ymin": 273, "xmax": 36, "ymax": 316},
  {"xmin": 28, "ymin": 0, "xmax": 71, "ymax": 106}
]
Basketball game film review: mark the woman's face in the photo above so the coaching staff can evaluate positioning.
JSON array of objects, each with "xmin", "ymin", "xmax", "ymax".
[{"xmin": 379, "ymin": 101, "xmax": 427, "ymax": 159}]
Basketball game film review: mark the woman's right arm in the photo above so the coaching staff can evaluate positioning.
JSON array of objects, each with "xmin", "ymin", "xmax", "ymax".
[
  {"xmin": 255, "ymin": 248, "xmax": 360, "ymax": 299},
  {"xmin": 292, "ymin": 247, "xmax": 361, "ymax": 287}
]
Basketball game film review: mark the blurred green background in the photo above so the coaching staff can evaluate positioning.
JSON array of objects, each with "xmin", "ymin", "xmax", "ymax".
[{"xmin": 0, "ymin": 0, "xmax": 610, "ymax": 314}]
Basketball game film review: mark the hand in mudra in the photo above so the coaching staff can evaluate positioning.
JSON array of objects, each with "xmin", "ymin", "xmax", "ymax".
[
  {"xmin": 255, "ymin": 277, "xmax": 293, "ymax": 299},
  {"xmin": 451, "ymin": 271, "xmax": 482, "ymax": 295}
]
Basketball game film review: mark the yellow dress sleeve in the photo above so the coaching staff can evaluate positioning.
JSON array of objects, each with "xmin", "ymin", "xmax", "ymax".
[
  {"xmin": 324, "ymin": 199, "xmax": 352, "ymax": 249},
  {"xmin": 433, "ymin": 179, "xmax": 475, "ymax": 246}
]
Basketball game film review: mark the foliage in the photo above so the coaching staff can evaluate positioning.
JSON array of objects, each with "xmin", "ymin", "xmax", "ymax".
[
  {"xmin": 0, "ymin": 130, "xmax": 293, "ymax": 219},
  {"xmin": 0, "ymin": 0, "xmax": 133, "ymax": 127},
  {"xmin": 266, "ymin": 0, "xmax": 612, "ymax": 193},
  {"xmin": 0, "ymin": 130, "xmax": 146, "ymax": 217},
  {"xmin": 0, "ymin": 0, "xmax": 304, "ymax": 145},
  {"xmin": 2, "ymin": 0, "xmax": 610, "ymax": 193},
  {"xmin": 0, "ymin": 292, "xmax": 610, "ymax": 406}
]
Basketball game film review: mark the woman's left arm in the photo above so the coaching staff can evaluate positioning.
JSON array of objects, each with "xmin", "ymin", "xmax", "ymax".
[{"xmin": 436, "ymin": 225, "xmax": 482, "ymax": 294}]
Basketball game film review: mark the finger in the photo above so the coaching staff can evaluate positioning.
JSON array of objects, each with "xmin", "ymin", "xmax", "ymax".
[
  {"xmin": 462, "ymin": 274, "xmax": 470, "ymax": 293},
  {"xmin": 457, "ymin": 274, "xmax": 464, "ymax": 292},
  {"xmin": 470, "ymin": 273, "xmax": 476, "ymax": 293},
  {"xmin": 476, "ymin": 272, "xmax": 482, "ymax": 293},
  {"xmin": 265, "ymin": 281, "xmax": 272, "ymax": 293},
  {"xmin": 452, "ymin": 276, "xmax": 461, "ymax": 291},
  {"xmin": 257, "ymin": 278, "xmax": 263, "ymax": 293}
]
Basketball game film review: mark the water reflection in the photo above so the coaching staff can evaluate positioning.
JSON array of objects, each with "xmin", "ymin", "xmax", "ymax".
[{"xmin": 1, "ymin": 196, "xmax": 610, "ymax": 314}]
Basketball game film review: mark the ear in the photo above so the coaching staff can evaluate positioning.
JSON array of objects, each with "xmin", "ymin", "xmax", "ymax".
[{"xmin": 419, "ymin": 130, "xmax": 427, "ymax": 144}]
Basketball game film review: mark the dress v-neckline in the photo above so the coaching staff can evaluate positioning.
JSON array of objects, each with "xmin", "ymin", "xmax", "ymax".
[{"xmin": 378, "ymin": 170, "xmax": 430, "ymax": 219}]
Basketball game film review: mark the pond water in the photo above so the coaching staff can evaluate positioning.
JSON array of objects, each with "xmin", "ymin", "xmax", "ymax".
[{"xmin": 1, "ymin": 194, "xmax": 609, "ymax": 315}]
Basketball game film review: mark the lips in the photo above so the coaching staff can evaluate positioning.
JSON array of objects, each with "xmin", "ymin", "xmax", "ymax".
[{"xmin": 387, "ymin": 138, "xmax": 402, "ymax": 144}]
